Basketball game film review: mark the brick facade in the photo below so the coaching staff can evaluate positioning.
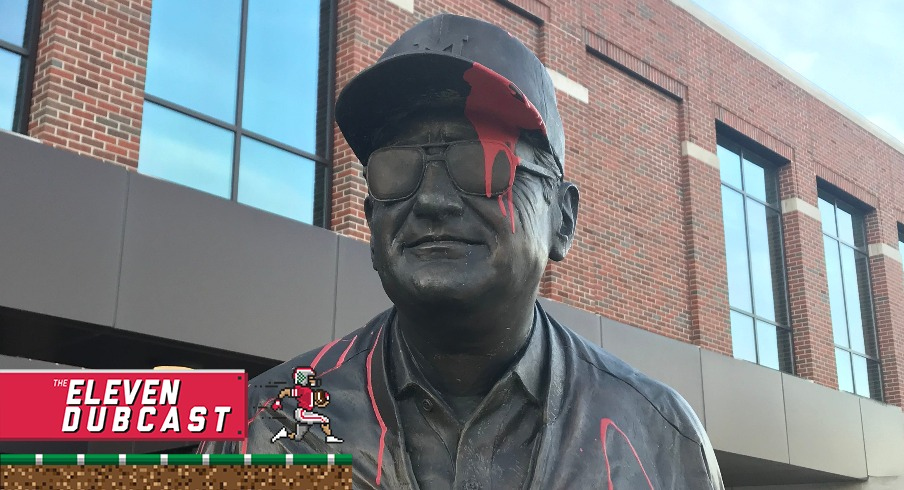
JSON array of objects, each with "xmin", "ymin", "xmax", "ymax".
[
  {"xmin": 29, "ymin": 0, "xmax": 150, "ymax": 168},
  {"xmin": 22, "ymin": 0, "xmax": 904, "ymax": 408}
]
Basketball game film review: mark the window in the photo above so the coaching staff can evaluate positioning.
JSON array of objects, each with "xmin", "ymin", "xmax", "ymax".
[
  {"xmin": 819, "ymin": 190, "xmax": 881, "ymax": 399},
  {"xmin": 899, "ymin": 225, "xmax": 904, "ymax": 276},
  {"xmin": 718, "ymin": 140, "xmax": 792, "ymax": 372},
  {"xmin": 139, "ymin": 0, "xmax": 334, "ymax": 226},
  {"xmin": 0, "ymin": 0, "xmax": 40, "ymax": 133}
]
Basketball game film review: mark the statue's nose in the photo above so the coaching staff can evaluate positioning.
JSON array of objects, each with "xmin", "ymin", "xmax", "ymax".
[{"xmin": 411, "ymin": 161, "xmax": 465, "ymax": 220}]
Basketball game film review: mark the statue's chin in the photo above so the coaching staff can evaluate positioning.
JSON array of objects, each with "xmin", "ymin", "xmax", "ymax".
[{"xmin": 382, "ymin": 266, "xmax": 494, "ymax": 312}]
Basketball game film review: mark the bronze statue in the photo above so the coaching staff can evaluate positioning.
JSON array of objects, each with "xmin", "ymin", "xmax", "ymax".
[{"xmin": 202, "ymin": 14, "xmax": 724, "ymax": 490}]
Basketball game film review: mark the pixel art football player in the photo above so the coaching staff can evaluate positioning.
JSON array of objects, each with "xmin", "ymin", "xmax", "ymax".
[{"xmin": 270, "ymin": 366, "xmax": 343, "ymax": 444}]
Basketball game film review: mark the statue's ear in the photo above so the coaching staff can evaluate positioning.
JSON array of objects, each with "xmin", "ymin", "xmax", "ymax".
[
  {"xmin": 549, "ymin": 182, "xmax": 579, "ymax": 261},
  {"xmin": 364, "ymin": 196, "xmax": 378, "ymax": 270},
  {"xmin": 364, "ymin": 194, "xmax": 374, "ymax": 225}
]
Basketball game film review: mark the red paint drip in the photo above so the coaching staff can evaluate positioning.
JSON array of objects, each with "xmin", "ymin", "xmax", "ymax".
[
  {"xmin": 366, "ymin": 326, "xmax": 387, "ymax": 485},
  {"xmin": 463, "ymin": 63, "xmax": 546, "ymax": 233},
  {"xmin": 599, "ymin": 418, "xmax": 654, "ymax": 490},
  {"xmin": 320, "ymin": 335, "xmax": 358, "ymax": 376},
  {"xmin": 311, "ymin": 338, "xmax": 341, "ymax": 370}
]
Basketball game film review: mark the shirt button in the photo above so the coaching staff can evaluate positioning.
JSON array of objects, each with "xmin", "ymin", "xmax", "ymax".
[
  {"xmin": 464, "ymin": 481, "xmax": 479, "ymax": 490},
  {"xmin": 421, "ymin": 398, "xmax": 434, "ymax": 412}
]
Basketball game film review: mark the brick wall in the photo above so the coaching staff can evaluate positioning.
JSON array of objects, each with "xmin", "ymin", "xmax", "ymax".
[
  {"xmin": 29, "ymin": 0, "xmax": 150, "ymax": 168},
  {"xmin": 24, "ymin": 0, "xmax": 904, "ymax": 407}
]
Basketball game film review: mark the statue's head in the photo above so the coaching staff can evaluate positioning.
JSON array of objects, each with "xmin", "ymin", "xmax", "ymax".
[{"xmin": 337, "ymin": 14, "xmax": 578, "ymax": 316}]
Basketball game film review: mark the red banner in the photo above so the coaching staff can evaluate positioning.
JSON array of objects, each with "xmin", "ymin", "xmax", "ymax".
[{"xmin": 0, "ymin": 370, "xmax": 247, "ymax": 441}]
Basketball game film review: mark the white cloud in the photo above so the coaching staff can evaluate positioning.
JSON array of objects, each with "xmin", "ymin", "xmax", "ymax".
[{"xmin": 783, "ymin": 51, "xmax": 819, "ymax": 79}]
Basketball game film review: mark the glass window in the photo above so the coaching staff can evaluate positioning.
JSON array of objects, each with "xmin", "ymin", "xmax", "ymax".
[
  {"xmin": 242, "ymin": 0, "xmax": 322, "ymax": 153},
  {"xmin": 0, "ymin": 0, "xmax": 30, "ymax": 46},
  {"xmin": 0, "ymin": 0, "xmax": 37, "ymax": 133},
  {"xmin": 238, "ymin": 137, "xmax": 316, "ymax": 223},
  {"xmin": 138, "ymin": 102, "xmax": 234, "ymax": 198},
  {"xmin": 0, "ymin": 49, "xmax": 21, "ymax": 130},
  {"xmin": 719, "ymin": 141, "xmax": 792, "ymax": 372},
  {"xmin": 144, "ymin": 0, "xmax": 242, "ymax": 122},
  {"xmin": 819, "ymin": 190, "xmax": 882, "ymax": 399},
  {"xmin": 139, "ymin": 0, "xmax": 333, "ymax": 226},
  {"xmin": 898, "ymin": 225, "xmax": 904, "ymax": 276}
]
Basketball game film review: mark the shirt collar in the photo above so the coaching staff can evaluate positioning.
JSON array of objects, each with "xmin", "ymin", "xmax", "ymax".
[{"xmin": 389, "ymin": 305, "xmax": 547, "ymax": 404}]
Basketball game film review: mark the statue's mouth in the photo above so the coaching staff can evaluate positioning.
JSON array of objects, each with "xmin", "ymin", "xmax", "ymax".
[{"xmin": 404, "ymin": 235, "xmax": 482, "ymax": 248}]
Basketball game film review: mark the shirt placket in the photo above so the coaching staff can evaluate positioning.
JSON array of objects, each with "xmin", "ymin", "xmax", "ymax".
[{"xmin": 451, "ymin": 381, "xmax": 511, "ymax": 490}]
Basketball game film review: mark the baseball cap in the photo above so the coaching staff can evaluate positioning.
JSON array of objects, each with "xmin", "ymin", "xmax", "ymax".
[{"xmin": 335, "ymin": 14, "xmax": 565, "ymax": 178}]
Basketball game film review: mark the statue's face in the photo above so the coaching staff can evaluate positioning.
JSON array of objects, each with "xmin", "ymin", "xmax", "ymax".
[{"xmin": 365, "ymin": 112, "xmax": 557, "ymax": 314}]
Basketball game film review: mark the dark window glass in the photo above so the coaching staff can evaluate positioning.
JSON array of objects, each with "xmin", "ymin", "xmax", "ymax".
[
  {"xmin": 719, "ymin": 141, "xmax": 791, "ymax": 372},
  {"xmin": 0, "ymin": 49, "xmax": 20, "ymax": 130},
  {"xmin": 138, "ymin": 102, "xmax": 234, "ymax": 198},
  {"xmin": 144, "ymin": 0, "xmax": 242, "ymax": 122},
  {"xmin": 899, "ymin": 226, "xmax": 904, "ymax": 276},
  {"xmin": 0, "ymin": 0, "xmax": 36, "ymax": 133},
  {"xmin": 140, "ymin": 0, "xmax": 333, "ymax": 226},
  {"xmin": 819, "ymin": 189, "xmax": 881, "ymax": 399}
]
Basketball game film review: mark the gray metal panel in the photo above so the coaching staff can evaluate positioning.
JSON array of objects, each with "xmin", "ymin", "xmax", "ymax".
[
  {"xmin": 0, "ymin": 133, "xmax": 127, "ymax": 326},
  {"xmin": 701, "ymin": 350, "xmax": 789, "ymax": 463},
  {"xmin": 116, "ymin": 174, "xmax": 339, "ymax": 360},
  {"xmin": 860, "ymin": 399, "xmax": 904, "ymax": 477},
  {"xmin": 783, "ymin": 373, "xmax": 867, "ymax": 478},
  {"xmin": 539, "ymin": 298, "xmax": 602, "ymax": 346},
  {"xmin": 0, "ymin": 354, "xmax": 77, "ymax": 369},
  {"xmin": 601, "ymin": 317, "xmax": 704, "ymax": 422},
  {"xmin": 333, "ymin": 236, "xmax": 392, "ymax": 337}
]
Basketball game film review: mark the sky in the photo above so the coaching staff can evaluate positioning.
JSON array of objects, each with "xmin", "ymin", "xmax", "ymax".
[{"xmin": 691, "ymin": 0, "xmax": 904, "ymax": 146}]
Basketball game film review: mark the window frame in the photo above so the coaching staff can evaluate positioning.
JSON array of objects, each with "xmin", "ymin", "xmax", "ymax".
[
  {"xmin": 818, "ymin": 187, "xmax": 883, "ymax": 400},
  {"xmin": 0, "ymin": 0, "xmax": 42, "ymax": 133},
  {"xmin": 898, "ymin": 224, "xmax": 904, "ymax": 275},
  {"xmin": 141, "ymin": 0, "xmax": 337, "ymax": 228},
  {"xmin": 717, "ymin": 134, "xmax": 794, "ymax": 373}
]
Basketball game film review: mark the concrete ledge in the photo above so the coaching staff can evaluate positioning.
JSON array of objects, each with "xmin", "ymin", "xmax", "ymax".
[
  {"xmin": 385, "ymin": 0, "xmax": 413, "ymax": 13},
  {"xmin": 781, "ymin": 197, "xmax": 822, "ymax": 222},
  {"xmin": 868, "ymin": 243, "xmax": 903, "ymax": 263},
  {"xmin": 546, "ymin": 68, "xmax": 589, "ymax": 103},
  {"xmin": 682, "ymin": 141, "xmax": 719, "ymax": 169}
]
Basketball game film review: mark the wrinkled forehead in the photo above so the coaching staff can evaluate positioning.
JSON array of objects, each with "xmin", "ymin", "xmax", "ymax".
[{"xmin": 373, "ymin": 110, "xmax": 478, "ymax": 148}]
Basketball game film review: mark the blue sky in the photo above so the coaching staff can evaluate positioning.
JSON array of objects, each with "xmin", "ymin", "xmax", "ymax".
[{"xmin": 691, "ymin": 0, "xmax": 904, "ymax": 145}]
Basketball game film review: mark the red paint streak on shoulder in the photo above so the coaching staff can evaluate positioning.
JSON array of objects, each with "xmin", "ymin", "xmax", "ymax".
[
  {"xmin": 462, "ymin": 63, "xmax": 546, "ymax": 233},
  {"xmin": 366, "ymin": 325, "xmax": 387, "ymax": 485},
  {"xmin": 311, "ymin": 338, "xmax": 342, "ymax": 370},
  {"xmin": 320, "ymin": 335, "xmax": 359, "ymax": 376},
  {"xmin": 599, "ymin": 418, "xmax": 654, "ymax": 490}
]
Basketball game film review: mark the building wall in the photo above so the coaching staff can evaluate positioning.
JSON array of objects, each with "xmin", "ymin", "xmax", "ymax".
[
  {"xmin": 2, "ymin": 130, "xmax": 902, "ymax": 485},
  {"xmin": 14, "ymin": 0, "xmax": 904, "ymax": 420}
]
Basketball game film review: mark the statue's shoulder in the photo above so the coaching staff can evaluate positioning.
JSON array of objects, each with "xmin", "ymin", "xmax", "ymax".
[
  {"xmin": 247, "ymin": 307, "xmax": 394, "ymax": 394},
  {"xmin": 544, "ymin": 310, "xmax": 707, "ymax": 446}
]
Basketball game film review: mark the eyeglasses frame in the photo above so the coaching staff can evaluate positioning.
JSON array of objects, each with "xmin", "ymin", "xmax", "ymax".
[{"xmin": 364, "ymin": 140, "xmax": 561, "ymax": 203}]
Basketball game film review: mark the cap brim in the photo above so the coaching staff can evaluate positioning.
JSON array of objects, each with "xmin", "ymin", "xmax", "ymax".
[{"xmin": 336, "ymin": 52, "xmax": 544, "ymax": 165}]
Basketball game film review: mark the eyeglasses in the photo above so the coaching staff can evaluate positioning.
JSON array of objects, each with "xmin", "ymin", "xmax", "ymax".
[{"xmin": 365, "ymin": 140, "xmax": 560, "ymax": 202}]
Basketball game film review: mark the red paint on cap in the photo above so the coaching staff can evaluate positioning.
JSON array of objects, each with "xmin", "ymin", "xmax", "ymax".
[{"xmin": 463, "ymin": 63, "xmax": 546, "ymax": 233}]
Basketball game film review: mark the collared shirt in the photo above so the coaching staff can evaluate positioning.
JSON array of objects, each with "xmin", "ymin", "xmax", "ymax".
[
  {"xmin": 390, "ymin": 309, "xmax": 547, "ymax": 490},
  {"xmin": 200, "ymin": 302, "xmax": 725, "ymax": 490}
]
